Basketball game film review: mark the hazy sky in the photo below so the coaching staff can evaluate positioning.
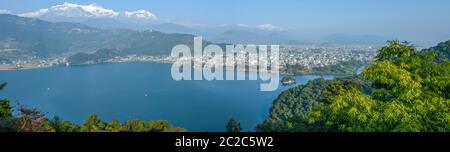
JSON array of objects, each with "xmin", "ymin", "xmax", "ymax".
[{"xmin": 1, "ymin": 0, "xmax": 449, "ymax": 45}]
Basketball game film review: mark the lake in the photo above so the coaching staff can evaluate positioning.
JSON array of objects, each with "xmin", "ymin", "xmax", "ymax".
[{"xmin": 0, "ymin": 62, "xmax": 333, "ymax": 131}]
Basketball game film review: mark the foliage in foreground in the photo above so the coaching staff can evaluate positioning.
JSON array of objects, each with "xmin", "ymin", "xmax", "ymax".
[
  {"xmin": 258, "ymin": 40, "xmax": 450, "ymax": 132},
  {"xmin": 226, "ymin": 117, "xmax": 242, "ymax": 132}
]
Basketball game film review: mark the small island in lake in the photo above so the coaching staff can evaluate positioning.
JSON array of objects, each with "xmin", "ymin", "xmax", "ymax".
[{"xmin": 281, "ymin": 75, "xmax": 296, "ymax": 86}]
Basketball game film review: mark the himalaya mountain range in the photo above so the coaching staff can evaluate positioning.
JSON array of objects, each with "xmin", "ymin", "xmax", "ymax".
[{"xmin": 0, "ymin": 2, "xmax": 389, "ymax": 45}]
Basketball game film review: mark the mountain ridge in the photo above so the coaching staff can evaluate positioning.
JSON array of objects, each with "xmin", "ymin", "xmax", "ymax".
[
  {"xmin": 19, "ymin": 2, "xmax": 158, "ymax": 22},
  {"xmin": 0, "ymin": 14, "xmax": 209, "ymax": 63}
]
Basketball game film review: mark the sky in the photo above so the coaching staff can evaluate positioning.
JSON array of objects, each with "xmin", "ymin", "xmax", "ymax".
[{"xmin": 1, "ymin": 0, "xmax": 449, "ymax": 45}]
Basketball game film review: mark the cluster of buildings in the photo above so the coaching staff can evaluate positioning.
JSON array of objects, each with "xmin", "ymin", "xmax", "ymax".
[
  {"xmin": 279, "ymin": 45, "xmax": 378, "ymax": 69},
  {"xmin": 106, "ymin": 55, "xmax": 173, "ymax": 64},
  {"xmin": 94, "ymin": 45, "xmax": 379, "ymax": 70},
  {"xmin": 0, "ymin": 56, "xmax": 69, "ymax": 70},
  {"xmin": 163, "ymin": 45, "xmax": 379, "ymax": 70},
  {"xmin": 1, "ymin": 45, "xmax": 379, "ymax": 71}
]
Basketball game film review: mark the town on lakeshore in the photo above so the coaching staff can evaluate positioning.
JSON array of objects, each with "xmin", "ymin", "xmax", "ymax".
[{"xmin": 0, "ymin": 44, "xmax": 379, "ymax": 72}]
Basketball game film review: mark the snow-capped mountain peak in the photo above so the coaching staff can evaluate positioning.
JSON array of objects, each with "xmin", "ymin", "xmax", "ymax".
[
  {"xmin": 257, "ymin": 24, "xmax": 284, "ymax": 31},
  {"xmin": 123, "ymin": 10, "xmax": 158, "ymax": 20},
  {"xmin": 74, "ymin": 3, "xmax": 119, "ymax": 17},
  {"xmin": 19, "ymin": 2, "xmax": 158, "ymax": 22},
  {"xmin": 20, "ymin": 2, "xmax": 119, "ymax": 18},
  {"xmin": 0, "ymin": 9, "xmax": 12, "ymax": 14}
]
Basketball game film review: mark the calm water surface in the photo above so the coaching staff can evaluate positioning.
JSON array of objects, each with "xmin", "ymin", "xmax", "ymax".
[{"xmin": 0, "ymin": 62, "xmax": 333, "ymax": 131}]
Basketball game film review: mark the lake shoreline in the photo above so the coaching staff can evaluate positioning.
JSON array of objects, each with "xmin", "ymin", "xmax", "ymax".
[{"xmin": 0, "ymin": 61, "xmax": 358, "ymax": 77}]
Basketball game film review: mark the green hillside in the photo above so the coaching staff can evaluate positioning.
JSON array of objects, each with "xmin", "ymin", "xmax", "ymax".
[
  {"xmin": 0, "ymin": 14, "xmax": 208, "ymax": 63},
  {"xmin": 258, "ymin": 40, "xmax": 450, "ymax": 132}
]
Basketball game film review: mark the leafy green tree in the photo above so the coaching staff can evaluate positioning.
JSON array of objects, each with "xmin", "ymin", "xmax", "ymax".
[
  {"xmin": 46, "ymin": 116, "xmax": 64, "ymax": 132},
  {"xmin": 375, "ymin": 40, "xmax": 415, "ymax": 64},
  {"xmin": 121, "ymin": 119, "xmax": 147, "ymax": 132},
  {"xmin": 106, "ymin": 119, "xmax": 122, "ymax": 132},
  {"xmin": 81, "ymin": 114, "xmax": 106, "ymax": 132},
  {"xmin": 226, "ymin": 117, "xmax": 242, "ymax": 132},
  {"xmin": 0, "ymin": 83, "xmax": 13, "ymax": 118},
  {"xmin": 424, "ymin": 40, "xmax": 450, "ymax": 61},
  {"xmin": 308, "ymin": 88, "xmax": 381, "ymax": 131},
  {"xmin": 43, "ymin": 116, "xmax": 80, "ymax": 132},
  {"xmin": 61, "ymin": 121, "xmax": 81, "ymax": 132},
  {"xmin": 144, "ymin": 120, "xmax": 180, "ymax": 132}
]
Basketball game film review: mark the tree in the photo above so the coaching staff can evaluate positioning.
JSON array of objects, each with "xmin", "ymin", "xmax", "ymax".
[
  {"xmin": 61, "ymin": 121, "xmax": 81, "ymax": 132},
  {"xmin": 81, "ymin": 114, "xmax": 106, "ymax": 132},
  {"xmin": 16, "ymin": 106, "xmax": 48, "ymax": 132},
  {"xmin": 42, "ymin": 116, "xmax": 80, "ymax": 132},
  {"xmin": 46, "ymin": 116, "xmax": 64, "ymax": 132},
  {"xmin": 375, "ymin": 40, "xmax": 415, "ymax": 64},
  {"xmin": 424, "ymin": 40, "xmax": 450, "ymax": 61},
  {"xmin": 106, "ymin": 119, "xmax": 122, "ymax": 132},
  {"xmin": 226, "ymin": 117, "xmax": 242, "ymax": 132},
  {"xmin": 0, "ymin": 83, "xmax": 15, "ymax": 132},
  {"xmin": 0, "ymin": 83, "xmax": 13, "ymax": 118},
  {"xmin": 308, "ymin": 88, "xmax": 381, "ymax": 131}
]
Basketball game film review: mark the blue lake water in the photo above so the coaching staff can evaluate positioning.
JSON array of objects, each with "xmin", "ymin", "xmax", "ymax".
[{"xmin": 0, "ymin": 62, "xmax": 333, "ymax": 131}]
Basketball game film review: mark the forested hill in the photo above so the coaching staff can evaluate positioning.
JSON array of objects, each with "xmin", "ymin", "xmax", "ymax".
[
  {"xmin": 0, "ymin": 14, "xmax": 209, "ymax": 62},
  {"xmin": 258, "ymin": 40, "xmax": 450, "ymax": 132},
  {"xmin": 424, "ymin": 40, "xmax": 450, "ymax": 61}
]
